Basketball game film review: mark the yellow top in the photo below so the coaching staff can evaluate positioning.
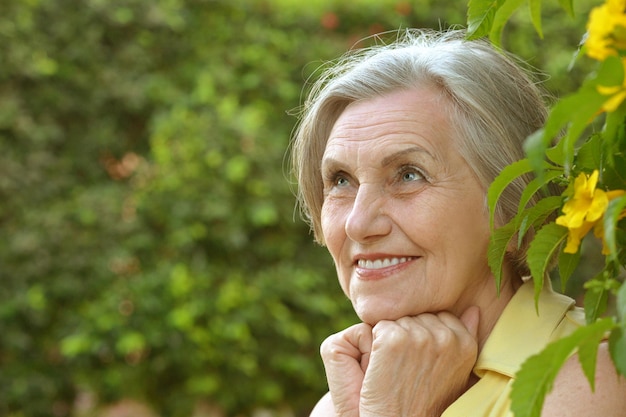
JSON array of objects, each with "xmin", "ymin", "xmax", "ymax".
[{"xmin": 442, "ymin": 280, "xmax": 585, "ymax": 417}]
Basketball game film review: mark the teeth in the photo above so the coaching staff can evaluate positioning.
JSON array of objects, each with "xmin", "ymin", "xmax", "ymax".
[{"xmin": 357, "ymin": 257, "xmax": 412, "ymax": 269}]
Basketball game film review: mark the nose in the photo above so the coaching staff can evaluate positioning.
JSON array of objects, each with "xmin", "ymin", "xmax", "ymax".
[{"xmin": 345, "ymin": 184, "xmax": 392, "ymax": 243}]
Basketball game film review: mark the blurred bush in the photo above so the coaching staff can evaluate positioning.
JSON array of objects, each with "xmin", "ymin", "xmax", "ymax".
[{"xmin": 0, "ymin": 0, "xmax": 596, "ymax": 415}]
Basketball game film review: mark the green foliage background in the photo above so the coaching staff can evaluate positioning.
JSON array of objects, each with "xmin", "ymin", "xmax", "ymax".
[{"xmin": 0, "ymin": 0, "xmax": 600, "ymax": 415}]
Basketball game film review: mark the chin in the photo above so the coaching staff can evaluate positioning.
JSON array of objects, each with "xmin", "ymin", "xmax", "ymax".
[
  {"xmin": 356, "ymin": 307, "xmax": 407, "ymax": 326},
  {"xmin": 352, "ymin": 293, "xmax": 427, "ymax": 324}
]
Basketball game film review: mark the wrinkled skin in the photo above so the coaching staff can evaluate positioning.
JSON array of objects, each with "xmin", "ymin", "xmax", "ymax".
[
  {"xmin": 313, "ymin": 88, "xmax": 517, "ymax": 416},
  {"xmin": 321, "ymin": 308, "xmax": 479, "ymax": 416}
]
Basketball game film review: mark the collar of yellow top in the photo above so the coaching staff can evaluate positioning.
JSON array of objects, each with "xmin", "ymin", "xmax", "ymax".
[{"xmin": 474, "ymin": 279, "xmax": 577, "ymax": 378}]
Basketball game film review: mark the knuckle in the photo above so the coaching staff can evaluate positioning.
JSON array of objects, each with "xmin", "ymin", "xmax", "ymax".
[
  {"xmin": 433, "ymin": 327, "xmax": 455, "ymax": 345},
  {"xmin": 373, "ymin": 321, "xmax": 409, "ymax": 348},
  {"xmin": 319, "ymin": 322, "xmax": 372, "ymax": 360},
  {"xmin": 319, "ymin": 334, "xmax": 340, "ymax": 358}
]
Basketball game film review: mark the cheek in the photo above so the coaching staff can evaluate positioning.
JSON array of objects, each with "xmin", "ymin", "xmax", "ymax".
[
  {"xmin": 417, "ymin": 191, "xmax": 490, "ymax": 252},
  {"xmin": 321, "ymin": 202, "xmax": 348, "ymax": 260},
  {"xmin": 321, "ymin": 204, "xmax": 352, "ymax": 296},
  {"xmin": 464, "ymin": 198, "xmax": 490, "ymax": 238},
  {"xmin": 449, "ymin": 199, "xmax": 491, "ymax": 258}
]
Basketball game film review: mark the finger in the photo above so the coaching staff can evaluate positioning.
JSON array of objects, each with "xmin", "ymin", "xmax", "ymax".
[
  {"xmin": 321, "ymin": 323, "xmax": 373, "ymax": 370},
  {"xmin": 320, "ymin": 323, "xmax": 373, "ymax": 415},
  {"xmin": 341, "ymin": 322, "xmax": 373, "ymax": 372},
  {"xmin": 459, "ymin": 305, "xmax": 480, "ymax": 340},
  {"xmin": 370, "ymin": 320, "xmax": 412, "ymax": 353},
  {"xmin": 429, "ymin": 309, "xmax": 479, "ymax": 341},
  {"xmin": 388, "ymin": 311, "xmax": 479, "ymax": 355},
  {"xmin": 361, "ymin": 313, "xmax": 480, "ymax": 416}
]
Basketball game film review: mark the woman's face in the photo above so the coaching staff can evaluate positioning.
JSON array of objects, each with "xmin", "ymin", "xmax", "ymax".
[{"xmin": 320, "ymin": 87, "xmax": 495, "ymax": 325}]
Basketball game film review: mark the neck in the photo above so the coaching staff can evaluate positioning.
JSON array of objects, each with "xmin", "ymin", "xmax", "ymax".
[{"xmin": 474, "ymin": 269, "xmax": 522, "ymax": 353}]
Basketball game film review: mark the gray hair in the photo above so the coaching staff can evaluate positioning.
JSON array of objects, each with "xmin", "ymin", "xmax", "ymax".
[{"xmin": 291, "ymin": 28, "xmax": 552, "ymax": 277}]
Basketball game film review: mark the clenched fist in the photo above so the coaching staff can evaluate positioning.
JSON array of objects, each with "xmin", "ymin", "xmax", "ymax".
[{"xmin": 316, "ymin": 306, "xmax": 480, "ymax": 417}]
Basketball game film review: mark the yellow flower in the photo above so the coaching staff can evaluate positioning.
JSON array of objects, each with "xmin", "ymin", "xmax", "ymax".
[
  {"xmin": 556, "ymin": 170, "xmax": 625, "ymax": 253},
  {"xmin": 597, "ymin": 58, "xmax": 626, "ymax": 112},
  {"xmin": 592, "ymin": 191, "xmax": 626, "ymax": 254},
  {"xmin": 585, "ymin": 0, "xmax": 626, "ymax": 61},
  {"xmin": 556, "ymin": 171, "xmax": 607, "ymax": 228},
  {"xmin": 586, "ymin": 0, "xmax": 626, "ymax": 111},
  {"xmin": 562, "ymin": 220, "xmax": 595, "ymax": 254}
]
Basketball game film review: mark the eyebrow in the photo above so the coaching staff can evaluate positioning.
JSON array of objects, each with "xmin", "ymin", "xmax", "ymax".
[
  {"xmin": 320, "ymin": 146, "xmax": 434, "ymax": 174},
  {"xmin": 380, "ymin": 146, "xmax": 434, "ymax": 167},
  {"xmin": 320, "ymin": 157, "xmax": 342, "ymax": 174}
]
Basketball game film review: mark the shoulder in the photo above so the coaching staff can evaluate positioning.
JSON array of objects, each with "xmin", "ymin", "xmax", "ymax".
[
  {"xmin": 542, "ymin": 341, "xmax": 626, "ymax": 416},
  {"xmin": 310, "ymin": 391, "xmax": 335, "ymax": 417}
]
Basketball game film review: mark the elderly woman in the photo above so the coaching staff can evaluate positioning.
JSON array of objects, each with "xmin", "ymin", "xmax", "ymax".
[{"xmin": 291, "ymin": 29, "xmax": 626, "ymax": 416}]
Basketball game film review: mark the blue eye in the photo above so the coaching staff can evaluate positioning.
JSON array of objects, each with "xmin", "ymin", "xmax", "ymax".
[
  {"xmin": 403, "ymin": 172, "xmax": 418, "ymax": 182},
  {"xmin": 323, "ymin": 171, "xmax": 351, "ymax": 189},
  {"xmin": 400, "ymin": 168, "xmax": 423, "ymax": 182},
  {"xmin": 336, "ymin": 176, "xmax": 350, "ymax": 187}
]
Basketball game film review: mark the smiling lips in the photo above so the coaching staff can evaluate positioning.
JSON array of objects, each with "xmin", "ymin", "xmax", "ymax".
[{"xmin": 356, "ymin": 257, "xmax": 416, "ymax": 270}]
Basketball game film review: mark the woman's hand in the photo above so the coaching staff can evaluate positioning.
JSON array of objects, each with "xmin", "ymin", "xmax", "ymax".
[
  {"xmin": 320, "ymin": 306, "xmax": 480, "ymax": 417},
  {"xmin": 319, "ymin": 321, "xmax": 373, "ymax": 416}
]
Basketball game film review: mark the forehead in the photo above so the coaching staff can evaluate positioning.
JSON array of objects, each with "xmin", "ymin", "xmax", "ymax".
[{"xmin": 323, "ymin": 88, "xmax": 454, "ymax": 161}]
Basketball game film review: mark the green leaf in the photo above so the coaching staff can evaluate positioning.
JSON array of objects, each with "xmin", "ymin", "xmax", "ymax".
[
  {"xmin": 557, "ymin": 0, "xmax": 575, "ymax": 17},
  {"xmin": 609, "ymin": 326, "xmax": 626, "ymax": 377},
  {"xmin": 488, "ymin": 159, "xmax": 533, "ymax": 230},
  {"xmin": 525, "ymin": 86, "xmax": 605, "ymax": 177},
  {"xmin": 529, "ymin": 0, "xmax": 543, "ymax": 38},
  {"xmin": 574, "ymin": 133, "xmax": 602, "ymax": 172},
  {"xmin": 578, "ymin": 329, "xmax": 604, "ymax": 391},
  {"xmin": 603, "ymin": 194, "xmax": 626, "ymax": 263},
  {"xmin": 545, "ymin": 143, "xmax": 566, "ymax": 167},
  {"xmin": 527, "ymin": 223, "xmax": 568, "ymax": 310},
  {"xmin": 524, "ymin": 128, "xmax": 551, "ymax": 178},
  {"xmin": 467, "ymin": 0, "xmax": 504, "ymax": 39},
  {"xmin": 510, "ymin": 318, "xmax": 616, "ymax": 417},
  {"xmin": 584, "ymin": 273, "xmax": 622, "ymax": 323},
  {"xmin": 558, "ymin": 249, "xmax": 581, "ymax": 293},
  {"xmin": 489, "ymin": 0, "xmax": 525, "ymax": 46},
  {"xmin": 584, "ymin": 283, "xmax": 609, "ymax": 324},
  {"xmin": 602, "ymin": 134, "xmax": 626, "ymax": 190},
  {"xmin": 489, "ymin": 196, "xmax": 562, "ymax": 293},
  {"xmin": 560, "ymin": 94, "xmax": 607, "ymax": 176},
  {"xmin": 488, "ymin": 219, "xmax": 518, "ymax": 293},
  {"xmin": 517, "ymin": 196, "xmax": 563, "ymax": 248},
  {"xmin": 517, "ymin": 170, "xmax": 563, "ymax": 216},
  {"xmin": 556, "ymin": 55, "xmax": 625, "ymax": 174},
  {"xmin": 602, "ymin": 99, "xmax": 626, "ymax": 143},
  {"xmin": 616, "ymin": 281, "xmax": 626, "ymax": 323},
  {"xmin": 597, "ymin": 54, "xmax": 626, "ymax": 87}
]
